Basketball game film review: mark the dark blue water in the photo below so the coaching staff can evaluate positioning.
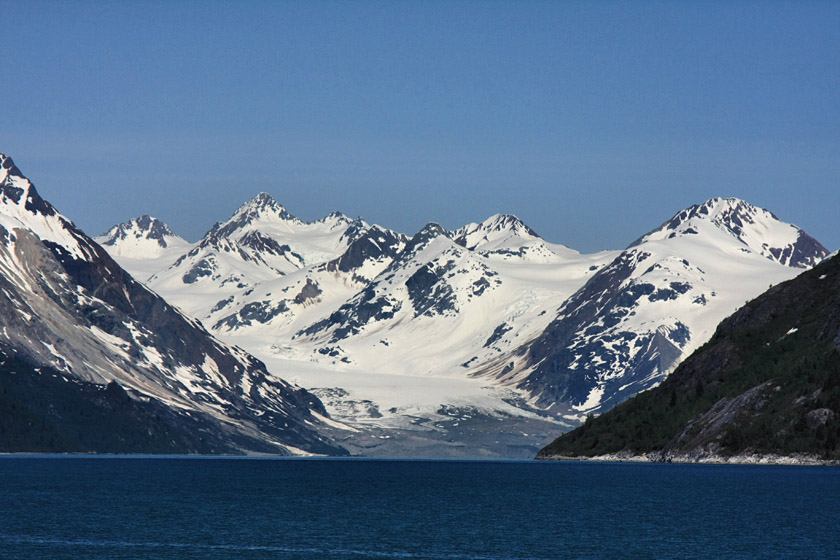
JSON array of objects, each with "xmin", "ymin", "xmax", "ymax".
[{"xmin": 0, "ymin": 457, "xmax": 838, "ymax": 559}]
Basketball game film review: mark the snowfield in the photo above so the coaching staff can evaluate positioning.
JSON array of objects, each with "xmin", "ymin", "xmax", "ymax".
[{"xmin": 101, "ymin": 193, "xmax": 829, "ymax": 456}]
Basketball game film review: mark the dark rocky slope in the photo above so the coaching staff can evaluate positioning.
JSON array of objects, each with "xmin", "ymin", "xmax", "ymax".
[
  {"xmin": 0, "ymin": 154, "xmax": 346, "ymax": 455},
  {"xmin": 538, "ymin": 252, "xmax": 840, "ymax": 462},
  {"xmin": 0, "ymin": 351, "xmax": 239, "ymax": 454}
]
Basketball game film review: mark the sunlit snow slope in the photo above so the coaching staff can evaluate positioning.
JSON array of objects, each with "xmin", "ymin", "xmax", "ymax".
[
  {"xmin": 105, "ymin": 193, "xmax": 828, "ymax": 456},
  {"xmin": 95, "ymin": 215, "xmax": 193, "ymax": 282},
  {"xmin": 504, "ymin": 198, "xmax": 829, "ymax": 421}
]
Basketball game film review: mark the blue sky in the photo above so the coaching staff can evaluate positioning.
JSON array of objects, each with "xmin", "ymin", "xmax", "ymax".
[{"xmin": 3, "ymin": 1, "xmax": 839, "ymax": 252}]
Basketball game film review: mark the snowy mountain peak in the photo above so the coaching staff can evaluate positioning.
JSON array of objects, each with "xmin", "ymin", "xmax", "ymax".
[
  {"xmin": 99, "ymin": 215, "xmax": 179, "ymax": 246},
  {"xmin": 633, "ymin": 197, "xmax": 828, "ymax": 268},
  {"xmin": 205, "ymin": 193, "xmax": 299, "ymax": 243},
  {"xmin": 322, "ymin": 210, "xmax": 352, "ymax": 224},
  {"xmin": 96, "ymin": 215, "xmax": 190, "ymax": 260},
  {"xmin": 454, "ymin": 213, "xmax": 540, "ymax": 251},
  {"xmin": 0, "ymin": 154, "xmax": 96, "ymax": 262},
  {"xmin": 1, "ymin": 155, "xmax": 41, "ymax": 210},
  {"xmin": 320, "ymin": 212, "xmax": 368, "ymax": 241},
  {"xmin": 404, "ymin": 222, "xmax": 450, "ymax": 251},
  {"xmin": 247, "ymin": 192, "xmax": 289, "ymax": 214},
  {"xmin": 0, "ymin": 154, "xmax": 25, "ymax": 181},
  {"xmin": 236, "ymin": 191, "xmax": 295, "ymax": 223},
  {"xmin": 667, "ymin": 197, "xmax": 769, "ymax": 232},
  {"xmin": 418, "ymin": 222, "xmax": 449, "ymax": 239}
]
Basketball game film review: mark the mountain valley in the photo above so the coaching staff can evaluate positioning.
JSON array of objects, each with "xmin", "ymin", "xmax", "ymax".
[{"xmin": 94, "ymin": 176, "xmax": 828, "ymax": 456}]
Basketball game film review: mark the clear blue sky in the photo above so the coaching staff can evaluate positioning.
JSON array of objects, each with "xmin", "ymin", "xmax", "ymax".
[{"xmin": 3, "ymin": 1, "xmax": 839, "ymax": 252}]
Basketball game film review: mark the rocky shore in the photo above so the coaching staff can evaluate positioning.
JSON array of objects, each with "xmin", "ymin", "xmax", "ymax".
[{"xmin": 539, "ymin": 448, "xmax": 840, "ymax": 466}]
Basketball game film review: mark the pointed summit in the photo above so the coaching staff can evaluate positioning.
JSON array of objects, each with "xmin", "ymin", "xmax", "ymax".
[
  {"xmin": 1, "ymin": 154, "xmax": 53, "ymax": 217},
  {"xmin": 0, "ymin": 153, "xmax": 96, "ymax": 261},
  {"xmin": 206, "ymin": 193, "xmax": 299, "ymax": 242},
  {"xmin": 0, "ymin": 153, "xmax": 25, "ymax": 180},
  {"xmin": 236, "ymin": 192, "xmax": 296, "ymax": 223},
  {"xmin": 99, "ymin": 215, "xmax": 179, "ymax": 246},
  {"xmin": 453, "ymin": 213, "xmax": 541, "ymax": 252},
  {"xmin": 96, "ymin": 215, "xmax": 190, "ymax": 260},
  {"xmin": 244, "ymin": 192, "xmax": 289, "ymax": 215},
  {"xmin": 405, "ymin": 222, "xmax": 450, "ymax": 250},
  {"xmin": 632, "ymin": 197, "xmax": 828, "ymax": 269}
]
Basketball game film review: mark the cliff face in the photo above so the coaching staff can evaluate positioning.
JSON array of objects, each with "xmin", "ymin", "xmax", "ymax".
[
  {"xmin": 538, "ymin": 253, "xmax": 840, "ymax": 462},
  {"xmin": 0, "ymin": 154, "xmax": 346, "ymax": 456}
]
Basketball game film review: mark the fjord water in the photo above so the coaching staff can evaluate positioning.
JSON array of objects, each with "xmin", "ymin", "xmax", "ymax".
[{"xmin": 0, "ymin": 458, "xmax": 838, "ymax": 559}]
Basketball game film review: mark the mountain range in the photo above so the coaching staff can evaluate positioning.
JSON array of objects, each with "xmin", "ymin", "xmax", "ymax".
[
  {"xmin": 0, "ymin": 152, "xmax": 831, "ymax": 457},
  {"xmin": 92, "ymin": 170, "xmax": 828, "ymax": 456}
]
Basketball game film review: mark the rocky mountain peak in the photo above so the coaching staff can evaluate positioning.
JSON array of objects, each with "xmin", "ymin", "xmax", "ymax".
[
  {"xmin": 323, "ymin": 210, "xmax": 351, "ymax": 223},
  {"xmin": 454, "ymin": 213, "xmax": 540, "ymax": 251},
  {"xmin": 671, "ymin": 197, "xmax": 769, "ymax": 232},
  {"xmin": 99, "ymin": 215, "xmax": 180, "ymax": 249},
  {"xmin": 484, "ymin": 213, "xmax": 538, "ymax": 236},
  {"xmin": 205, "ymin": 193, "xmax": 297, "ymax": 242},
  {"xmin": 0, "ymin": 154, "xmax": 25, "ymax": 181},
  {"xmin": 239, "ymin": 192, "xmax": 294, "ymax": 220},
  {"xmin": 0, "ymin": 154, "xmax": 93, "ymax": 262},
  {"xmin": 405, "ymin": 222, "xmax": 449, "ymax": 249},
  {"xmin": 1, "ymin": 155, "xmax": 37, "ymax": 205},
  {"xmin": 631, "ymin": 197, "xmax": 828, "ymax": 269}
]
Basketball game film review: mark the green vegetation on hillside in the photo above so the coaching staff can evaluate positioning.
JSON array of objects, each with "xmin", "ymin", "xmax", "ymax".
[{"xmin": 538, "ymin": 254, "xmax": 840, "ymax": 461}]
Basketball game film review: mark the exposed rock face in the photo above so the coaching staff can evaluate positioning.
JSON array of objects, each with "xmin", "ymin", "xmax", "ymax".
[
  {"xmin": 805, "ymin": 408, "xmax": 835, "ymax": 429},
  {"xmin": 511, "ymin": 197, "xmax": 829, "ymax": 419},
  {"xmin": 99, "ymin": 215, "xmax": 181, "ymax": 249},
  {"xmin": 0, "ymin": 154, "xmax": 346, "ymax": 455},
  {"xmin": 538, "ymin": 252, "xmax": 840, "ymax": 462},
  {"xmin": 0, "ymin": 351, "xmax": 240, "ymax": 454},
  {"xmin": 326, "ymin": 225, "xmax": 407, "ymax": 277}
]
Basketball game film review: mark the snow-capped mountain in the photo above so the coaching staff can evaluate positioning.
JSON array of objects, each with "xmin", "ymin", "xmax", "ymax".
[
  {"xmin": 294, "ymin": 220, "xmax": 611, "ymax": 377},
  {"xmin": 495, "ymin": 197, "xmax": 830, "ymax": 420},
  {"xmin": 0, "ymin": 154, "xmax": 345, "ymax": 455},
  {"xmin": 95, "ymin": 215, "xmax": 193, "ymax": 282},
  {"xmin": 454, "ymin": 213, "xmax": 582, "ymax": 262},
  {"xmin": 454, "ymin": 214, "xmax": 540, "ymax": 251},
  {"xmin": 111, "ymin": 204, "xmax": 607, "ymax": 455},
  {"xmin": 630, "ymin": 197, "xmax": 826, "ymax": 268},
  {"xmin": 97, "ymin": 214, "xmax": 189, "ymax": 257},
  {"xmin": 140, "ymin": 193, "xmax": 369, "ymax": 322},
  {"xmin": 100, "ymin": 192, "xmax": 829, "ymax": 457}
]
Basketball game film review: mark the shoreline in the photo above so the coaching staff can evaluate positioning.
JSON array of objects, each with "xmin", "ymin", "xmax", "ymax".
[
  {"xmin": 3, "ymin": 451, "xmax": 838, "ymax": 466},
  {"xmin": 538, "ymin": 450, "xmax": 840, "ymax": 466}
]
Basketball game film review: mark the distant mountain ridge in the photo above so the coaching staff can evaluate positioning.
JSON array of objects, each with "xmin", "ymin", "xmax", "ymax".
[
  {"xmin": 629, "ymin": 197, "xmax": 826, "ymax": 268},
  {"xmin": 95, "ymin": 215, "xmax": 193, "ymax": 281},
  {"xmin": 99, "ymin": 214, "xmax": 185, "ymax": 251},
  {"xmin": 99, "ymin": 184, "xmax": 829, "ymax": 456}
]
